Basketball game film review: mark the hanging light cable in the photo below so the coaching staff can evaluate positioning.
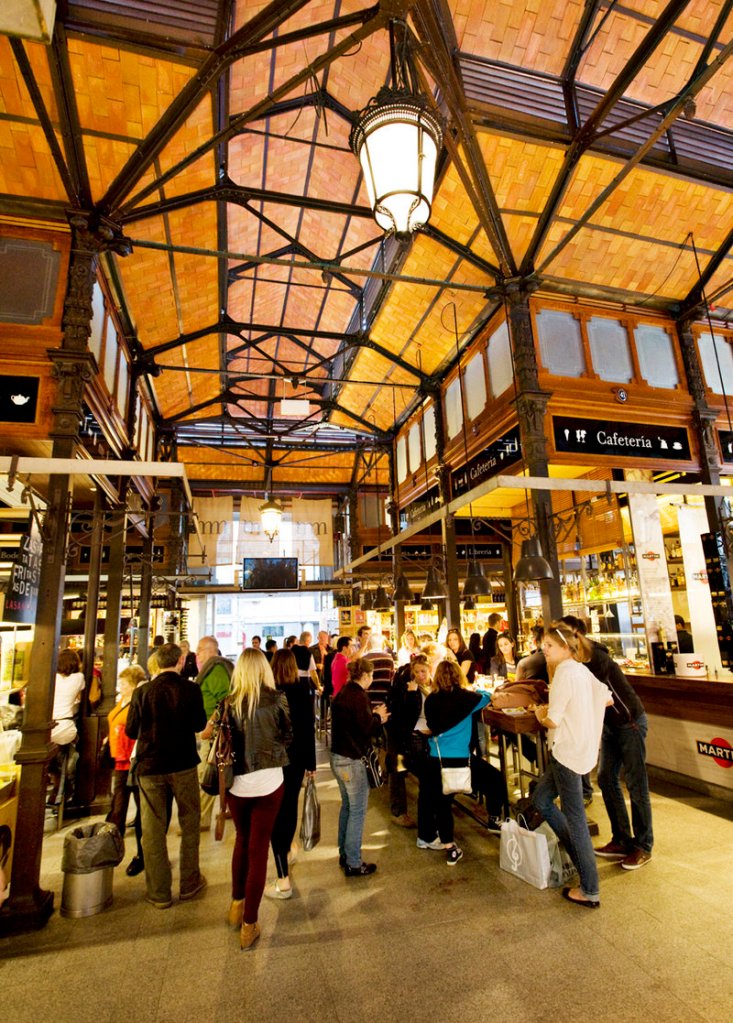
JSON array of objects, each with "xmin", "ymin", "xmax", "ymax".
[{"xmin": 443, "ymin": 302, "xmax": 491, "ymax": 598}]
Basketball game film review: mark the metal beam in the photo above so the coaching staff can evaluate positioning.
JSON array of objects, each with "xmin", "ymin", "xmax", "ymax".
[
  {"xmin": 520, "ymin": 0, "xmax": 693, "ymax": 275},
  {"xmin": 116, "ymin": 5, "xmax": 387, "ymax": 215}
]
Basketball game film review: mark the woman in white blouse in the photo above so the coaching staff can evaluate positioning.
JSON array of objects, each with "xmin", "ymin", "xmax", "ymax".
[{"xmin": 532, "ymin": 622, "xmax": 612, "ymax": 908}]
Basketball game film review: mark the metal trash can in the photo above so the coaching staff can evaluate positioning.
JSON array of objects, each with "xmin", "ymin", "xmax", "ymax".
[{"xmin": 60, "ymin": 822, "xmax": 124, "ymax": 918}]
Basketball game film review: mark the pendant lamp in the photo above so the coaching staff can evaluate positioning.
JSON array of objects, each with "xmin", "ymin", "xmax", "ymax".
[
  {"xmin": 349, "ymin": 21, "xmax": 443, "ymax": 237},
  {"xmin": 513, "ymin": 536, "xmax": 554, "ymax": 583},
  {"xmin": 393, "ymin": 571, "xmax": 414, "ymax": 603},
  {"xmin": 463, "ymin": 558, "xmax": 491, "ymax": 597},
  {"xmin": 259, "ymin": 497, "xmax": 283, "ymax": 543},
  {"xmin": 373, "ymin": 584, "xmax": 392, "ymax": 611},
  {"xmin": 421, "ymin": 562, "xmax": 448, "ymax": 600}
]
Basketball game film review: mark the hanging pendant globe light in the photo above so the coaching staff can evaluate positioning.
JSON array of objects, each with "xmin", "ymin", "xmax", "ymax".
[
  {"xmin": 350, "ymin": 21, "xmax": 443, "ymax": 238},
  {"xmin": 259, "ymin": 496, "xmax": 283, "ymax": 543}
]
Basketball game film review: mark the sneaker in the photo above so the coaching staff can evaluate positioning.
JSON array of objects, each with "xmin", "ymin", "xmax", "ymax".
[
  {"xmin": 621, "ymin": 848, "xmax": 652, "ymax": 871},
  {"xmin": 344, "ymin": 862, "xmax": 377, "ymax": 877},
  {"xmin": 338, "ymin": 853, "xmax": 347, "ymax": 870},
  {"xmin": 145, "ymin": 894, "xmax": 173, "ymax": 910},
  {"xmin": 391, "ymin": 813, "xmax": 416, "ymax": 828},
  {"xmin": 180, "ymin": 874, "xmax": 207, "ymax": 901},
  {"xmin": 264, "ymin": 881, "xmax": 293, "ymax": 900},
  {"xmin": 416, "ymin": 837, "xmax": 445, "ymax": 850},
  {"xmin": 445, "ymin": 845, "xmax": 464, "ymax": 866},
  {"xmin": 486, "ymin": 816, "xmax": 502, "ymax": 835},
  {"xmin": 594, "ymin": 841, "xmax": 627, "ymax": 860}
]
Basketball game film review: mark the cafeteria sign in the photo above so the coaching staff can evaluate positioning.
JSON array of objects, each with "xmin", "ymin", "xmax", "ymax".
[
  {"xmin": 452, "ymin": 427, "xmax": 522, "ymax": 497},
  {"xmin": 553, "ymin": 416, "xmax": 691, "ymax": 461},
  {"xmin": 2, "ymin": 519, "xmax": 42, "ymax": 624}
]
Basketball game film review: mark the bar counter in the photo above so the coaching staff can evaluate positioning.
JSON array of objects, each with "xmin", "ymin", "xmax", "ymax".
[{"xmin": 626, "ymin": 673, "xmax": 733, "ymax": 795}]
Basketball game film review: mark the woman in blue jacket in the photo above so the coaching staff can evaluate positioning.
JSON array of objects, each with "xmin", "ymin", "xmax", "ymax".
[{"xmin": 424, "ymin": 661, "xmax": 491, "ymax": 865}]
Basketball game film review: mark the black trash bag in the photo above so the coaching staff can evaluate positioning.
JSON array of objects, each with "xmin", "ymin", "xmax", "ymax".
[{"xmin": 61, "ymin": 822, "xmax": 125, "ymax": 875}]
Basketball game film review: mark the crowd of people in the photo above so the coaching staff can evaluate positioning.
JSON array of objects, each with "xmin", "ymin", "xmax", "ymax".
[{"xmin": 2, "ymin": 616, "xmax": 652, "ymax": 949}]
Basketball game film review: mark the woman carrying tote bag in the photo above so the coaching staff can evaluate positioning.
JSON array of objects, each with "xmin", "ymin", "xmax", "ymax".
[
  {"xmin": 531, "ymin": 622, "xmax": 612, "ymax": 909},
  {"xmin": 424, "ymin": 661, "xmax": 491, "ymax": 866}
]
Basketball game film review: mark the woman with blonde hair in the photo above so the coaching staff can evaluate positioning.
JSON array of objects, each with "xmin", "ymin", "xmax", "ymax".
[
  {"xmin": 265, "ymin": 648, "xmax": 316, "ymax": 900},
  {"xmin": 531, "ymin": 622, "xmax": 612, "ymax": 908},
  {"xmin": 222, "ymin": 648, "xmax": 292, "ymax": 949},
  {"xmin": 397, "ymin": 629, "xmax": 418, "ymax": 666},
  {"xmin": 423, "ymin": 660, "xmax": 491, "ymax": 865}
]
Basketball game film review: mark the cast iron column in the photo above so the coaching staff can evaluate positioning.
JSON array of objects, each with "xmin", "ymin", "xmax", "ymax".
[
  {"xmin": 136, "ymin": 526, "xmax": 154, "ymax": 669},
  {"xmin": 505, "ymin": 283, "xmax": 563, "ymax": 623},
  {"xmin": 677, "ymin": 316, "xmax": 729, "ymax": 540},
  {"xmin": 81, "ymin": 492, "xmax": 104, "ymax": 707},
  {"xmin": 0, "ymin": 213, "xmax": 129, "ymax": 935},
  {"xmin": 100, "ymin": 492, "xmax": 127, "ymax": 714},
  {"xmin": 387, "ymin": 446, "xmax": 406, "ymax": 639}
]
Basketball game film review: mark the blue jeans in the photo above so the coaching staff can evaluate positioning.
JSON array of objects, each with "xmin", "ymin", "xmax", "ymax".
[
  {"xmin": 330, "ymin": 753, "xmax": 370, "ymax": 869},
  {"xmin": 597, "ymin": 713, "xmax": 653, "ymax": 853},
  {"xmin": 533, "ymin": 753, "xmax": 600, "ymax": 901}
]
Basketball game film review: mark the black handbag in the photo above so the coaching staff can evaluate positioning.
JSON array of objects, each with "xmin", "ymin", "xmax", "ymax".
[{"xmin": 362, "ymin": 745, "xmax": 386, "ymax": 788}]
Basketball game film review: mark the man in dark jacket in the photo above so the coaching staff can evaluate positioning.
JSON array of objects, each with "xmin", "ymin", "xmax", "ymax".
[
  {"xmin": 126, "ymin": 643, "xmax": 208, "ymax": 908},
  {"xmin": 561, "ymin": 615, "xmax": 653, "ymax": 870}
]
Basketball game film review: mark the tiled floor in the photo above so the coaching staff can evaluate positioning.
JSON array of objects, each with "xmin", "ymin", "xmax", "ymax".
[{"xmin": 1, "ymin": 757, "xmax": 732, "ymax": 1023}]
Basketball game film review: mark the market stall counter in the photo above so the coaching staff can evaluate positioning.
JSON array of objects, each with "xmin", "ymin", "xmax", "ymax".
[{"xmin": 626, "ymin": 673, "xmax": 733, "ymax": 797}]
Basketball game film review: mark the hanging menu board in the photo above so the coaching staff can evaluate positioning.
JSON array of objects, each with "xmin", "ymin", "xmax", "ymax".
[
  {"xmin": 553, "ymin": 416, "xmax": 691, "ymax": 461},
  {"xmin": 2, "ymin": 520, "xmax": 42, "ymax": 625}
]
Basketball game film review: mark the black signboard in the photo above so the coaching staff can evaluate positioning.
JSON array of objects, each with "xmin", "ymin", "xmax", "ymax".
[
  {"xmin": 0, "ymin": 374, "xmax": 39, "ymax": 423},
  {"xmin": 452, "ymin": 427, "xmax": 522, "ymax": 497},
  {"xmin": 719, "ymin": 430, "xmax": 733, "ymax": 464},
  {"xmin": 2, "ymin": 522, "xmax": 42, "ymax": 624},
  {"xmin": 553, "ymin": 416, "xmax": 691, "ymax": 461},
  {"xmin": 0, "ymin": 547, "xmax": 21, "ymax": 563}
]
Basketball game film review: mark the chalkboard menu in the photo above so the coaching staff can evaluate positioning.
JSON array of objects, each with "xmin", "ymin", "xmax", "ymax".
[{"xmin": 3, "ymin": 521, "xmax": 42, "ymax": 624}]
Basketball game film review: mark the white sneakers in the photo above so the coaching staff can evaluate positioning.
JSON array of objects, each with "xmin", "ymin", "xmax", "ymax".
[
  {"xmin": 416, "ymin": 837, "xmax": 445, "ymax": 850},
  {"xmin": 264, "ymin": 880, "xmax": 293, "ymax": 900}
]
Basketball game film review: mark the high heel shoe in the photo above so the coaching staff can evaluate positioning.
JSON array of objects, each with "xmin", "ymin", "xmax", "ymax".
[
  {"xmin": 227, "ymin": 899, "xmax": 244, "ymax": 929},
  {"xmin": 240, "ymin": 921, "xmax": 261, "ymax": 950}
]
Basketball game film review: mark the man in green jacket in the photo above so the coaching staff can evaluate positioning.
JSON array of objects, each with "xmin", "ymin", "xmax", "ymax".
[{"xmin": 195, "ymin": 636, "xmax": 234, "ymax": 830}]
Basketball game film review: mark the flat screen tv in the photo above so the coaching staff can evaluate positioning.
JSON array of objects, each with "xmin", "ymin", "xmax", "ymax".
[{"xmin": 241, "ymin": 557, "xmax": 299, "ymax": 591}]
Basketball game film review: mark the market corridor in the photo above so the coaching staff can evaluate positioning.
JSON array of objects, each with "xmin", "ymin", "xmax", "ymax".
[{"xmin": 1, "ymin": 754, "xmax": 732, "ymax": 1023}]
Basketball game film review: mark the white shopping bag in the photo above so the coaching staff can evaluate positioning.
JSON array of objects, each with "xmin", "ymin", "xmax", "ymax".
[
  {"xmin": 499, "ymin": 817, "xmax": 551, "ymax": 890},
  {"xmin": 534, "ymin": 821, "xmax": 577, "ymax": 888}
]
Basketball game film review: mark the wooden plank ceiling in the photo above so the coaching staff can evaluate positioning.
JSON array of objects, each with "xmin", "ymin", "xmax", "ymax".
[{"xmin": 1, "ymin": 0, "xmax": 733, "ymax": 497}]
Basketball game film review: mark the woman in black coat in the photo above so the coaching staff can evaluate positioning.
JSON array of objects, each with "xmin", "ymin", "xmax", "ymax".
[{"xmin": 265, "ymin": 649, "xmax": 317, "ymax": 899}]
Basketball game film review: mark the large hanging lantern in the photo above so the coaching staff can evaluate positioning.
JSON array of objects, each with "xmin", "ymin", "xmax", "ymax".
[
  {"xmin": 259, "ymin": 497, "xmax": 283, "ymax": 544},
  {"xmin": 350, "ymin": 22, "xmax": 443, "ymax": 237}
]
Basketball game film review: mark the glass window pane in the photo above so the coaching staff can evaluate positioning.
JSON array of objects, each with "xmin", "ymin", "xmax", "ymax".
[
  {"xmin": 89, "ymin": 282, "xmax": 105, "ymax": 363},
  {"xmin": 587, "ymin": 316, "xmax": 633, "ymax": 383},
  {"xmin": 103, "ymin": 319, "xmax": 117, "ymax": 392},
  {"xmin": 633, "ymin": 324, "xmax": 679, "ymax": 389},
  {"xmin": 423, "ymin": 406, "xmax": 437, "ymax": 460},
  {"xmin": 408, "ymin": 421, "xmax": 422, "ymax": 471},
  {"xmin": 445, "ymin": 376, "xmax": 463, "ymax": 439},
  {"xmin": 117, "ymin": 354, "xmax": 129, "ymax": 416},
  {"xmin": 488, "ymin": 321, "xmax": 514, "ymax": 396},
  {"xmin": 464, "ymin": 351, "xmax": 487, "ymax": 420},
  {"xmin": 698, "ymin": 332, "xmax": 733, "ymax": 395},
  {"xmin": 536, "ymin": 310, "xmax": 585, "ymax": 377},
  {"xmin": 396, "ymin": 436, "xmax": 408, "ymax": 482}
]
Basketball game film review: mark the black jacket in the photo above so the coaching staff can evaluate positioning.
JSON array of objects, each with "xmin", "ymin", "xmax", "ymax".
[
  {"xmin": 231, "ymin": 686, "xmax": 292, "ymax": 776},
  {"xmin": 277, "ymin": 678, "xmax": 316, "ymax": 772},
  {"xmin": 424, "ymin": 688, "xmax": 484, "ymax": 737},
  {"xmin": 126, "ymin": 670, "xmax": 207, "ymax": 776},
  {"xmin": 386, "ymin": 664, "xmax": 423, "ymax": 752},
  {"xmin": 587, "ymin": 642, "xmax": 645, "ymax": 728},
  {"xmin": 330, "ymin": 681, "xmax": 382, "ymax": 759}
]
